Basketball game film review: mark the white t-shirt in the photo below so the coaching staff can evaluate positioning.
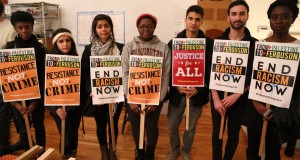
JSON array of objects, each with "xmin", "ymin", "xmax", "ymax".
[{"xmin": 0, "ymin": 19, "xmax": 16, "ymax": 49}]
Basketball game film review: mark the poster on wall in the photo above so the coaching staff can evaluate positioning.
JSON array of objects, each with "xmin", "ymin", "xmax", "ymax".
[
  {"xmin": 0, "ymin": 48, "xmax": 40, "ymax": 102},
  {"xmin": 90, "ymin": 55, "xmax": 124, "ymax": 105},
  {"xmin": 44, "ymin": 54, "xmax": 81, "ymax": 106},
  {"xmin": 128, "ymin": 55, "xmax": 162, "ymax": 105},
  {"xmin": 172, "ymin": 38, "xmax": 205, "ymax": 87},
  {"xmin": 248, "ymin": 41, "xmax": 300, "ymax": 108},
  {"xmin": 209, "ymin": 39, "xmax": 250, "ymax": 93}
]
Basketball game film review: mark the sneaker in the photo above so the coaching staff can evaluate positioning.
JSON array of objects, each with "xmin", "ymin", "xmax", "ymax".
[
  {"xmin": 180, "ymin": 148, "xmax": 191, "ymax": 160},
  {"xmin": 166, "ymin": 150, "xmax": 180, "ymax": 160}
]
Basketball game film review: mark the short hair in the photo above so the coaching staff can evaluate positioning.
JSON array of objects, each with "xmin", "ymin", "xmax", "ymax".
[
  {"xmin": 51, "ymin": 28, "xmax": 78, "ymax": 56},
  {"xmin": 267, "ymin": 0, "xmax": 299, "ymax": 22},
  {"xmin": 90, "ymin": 14, "xmax": 116, "ymax": 43},
  {"xmin": 10, "ymin": 11, "xmax": 34, "ymax": 27},
  {"xmin": 136, "ymin": 13, "xmax": 157, "ymax": 28},
  {"xmin": 186, "ymin": 5, "xmax": 204, "ymax": 18},
  {"xmin": 227, "ymin": 0, "xmax": 250, "ymax": 15},
  {"xmin": 0, "ymin": 1, "xmax": 4, "ymax": 16}
]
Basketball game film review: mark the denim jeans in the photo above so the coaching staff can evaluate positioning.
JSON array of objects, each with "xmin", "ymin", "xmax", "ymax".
[{"xmin": 167, "ymin": 98, "xmax": 203, "ymax": 153}]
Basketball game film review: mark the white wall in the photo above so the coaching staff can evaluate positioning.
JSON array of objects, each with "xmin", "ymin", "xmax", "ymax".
[
  {"xmin": 247, "ymin": 0, "xmax": 300, "ymax": 40},
  {"xmin": 9, "ymin": 0, "xmax": 195, "ymax": 54}
]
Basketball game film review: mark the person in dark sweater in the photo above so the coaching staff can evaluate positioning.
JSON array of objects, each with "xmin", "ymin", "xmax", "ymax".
[
  {"xmin": 210, "ymin": 1, "xmax": 258, "ymax": 160},
  {"xmin": 6, "ymin": 11, "xmax": 46, "ymax": 152},
  {"xmin": 49, "ymin": 28, "xmax": 81, "ymax": 160},
  {"xmin": 81, "ymin": 14, "xmax": 124, "ymax": 160},
  {"xmin": 166, "ymin": 5, "xmax": 213, "ymax": 160}
]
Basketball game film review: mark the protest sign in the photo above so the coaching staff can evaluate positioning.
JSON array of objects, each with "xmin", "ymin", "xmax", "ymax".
[
  {"xmin": 128, "ymin": 55, "xmax": 163, "ymax": 105},
  {"xmin": 172, "ymin": 38, "xmax": 205, "ymax": 86},
  {"xmin": 44, "ymin": 54, "xmax": 81, "ymax": 106},
  {"xmin": 0, "ymin": 48, "xmax": 40, "ymax": 102},
  {"xmin": 90, "ymin": 55, "xmax": 124, "ymax": 104},
  {"xmin": 209, "ymin": 39, "xmax": 250, "ymax": 93},
  {"xmin": 249, "ymin": 42, "xmax": 300, "ymax": 108}
]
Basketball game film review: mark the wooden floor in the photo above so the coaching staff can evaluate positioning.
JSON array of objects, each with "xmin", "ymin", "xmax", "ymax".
[{"xmin": 8, "ymin": 104, "xmax": 300, "ymax": 160}]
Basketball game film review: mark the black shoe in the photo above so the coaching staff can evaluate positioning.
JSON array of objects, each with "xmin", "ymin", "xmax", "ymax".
[
  {"xmin": 8, "ymin": 140, "xmax": 23, "ymax": 153},
  {"xmin": 135, "ymin": 148, "xmax": 145, "ymax": 160}
]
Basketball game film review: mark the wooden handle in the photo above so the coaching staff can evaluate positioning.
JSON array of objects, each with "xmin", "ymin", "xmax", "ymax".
[
  {"xmin": 139, "ymin": 104, "xmax": 145, "ymax": 149},
  {"xmin": 259, "ymin": 103, "xmax": 270, "ymax": 156},
  {"xmin": 109, "ymin": 103, "xmax": 116, "ymax": 151},
  {"xmin": 218, "ymin": 92, "xmax": 228, "ymax": 139},
  {"xmin": 22, "ymin": 101, "xmax": 33, "ymax": 148},
  {"xmin": 61, "ymin": 106, "xmax": 66, "ymax": 156}
]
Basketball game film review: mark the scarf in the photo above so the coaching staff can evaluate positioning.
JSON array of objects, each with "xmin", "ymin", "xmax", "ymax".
[
  {"xmin": 14, "ymin": 34, "xmax": 42, "ymax": 55},
  {"xmin": 90, "ymin": 37, "xmax": 120, "ymax": 56}
]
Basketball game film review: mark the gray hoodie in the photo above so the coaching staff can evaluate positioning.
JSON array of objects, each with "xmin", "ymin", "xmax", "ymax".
[{"xmin": 122, "ymin": 36, "xmax": 171, "ymax": 103}]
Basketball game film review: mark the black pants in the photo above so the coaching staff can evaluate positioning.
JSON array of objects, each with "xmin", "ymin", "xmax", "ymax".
[
  {"xmin": 211, "ymin": 96, "xmax": 245, "ymax": 160},
  {"xmin": 126, "ymin": 103, "xmax": 163, "ymax": 150},
  {"xmin": 52, "ymin": 108, "xmax": 81, "ymax": 155},
  {"xmin": 0, "ymin": 102, "xmax": 11, "ymax": 155},
  {"xmin": 12, "ymin": 103, "xmax": 46, "ymax": 151},
  {"xmin": 94, "ymin": 103, "xmax": 123, "ymax": 146}
]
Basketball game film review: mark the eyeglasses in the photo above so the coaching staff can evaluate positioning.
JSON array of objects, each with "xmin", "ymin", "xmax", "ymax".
[
  {"xmin": 139, "ymin": 25, "xmax": 154, "ymax": 30},
  {"xmin": 270, "ymin": 15, "xmax": 291, "ymax": 21}
]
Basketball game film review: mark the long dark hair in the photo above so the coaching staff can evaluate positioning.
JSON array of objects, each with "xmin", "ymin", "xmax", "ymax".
[
  {"xmin": 90, "ymin": 14, "xmax": 116, "ymax": 45},
  {"xmin": 51, "ymin": 28, "xmax": 78, "ymax": 56}
]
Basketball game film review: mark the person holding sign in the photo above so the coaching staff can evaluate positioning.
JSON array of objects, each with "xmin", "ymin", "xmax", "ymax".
[
  {"xmin": 48, "ymin": 28, "xmax": 81, "ymax": 160},
  {"xmin": 166, "ymin": 5, "xmax": 213, "ymax": 160},
  {"xmin": 210, "ymin": 1, "xmax": 258, "ymax": 160},
  {"xmin": 5, "ymin": 11, "xmax": 46, "ymax": 152},
  {"xmin": 122, "ymin": 13, "xmax": 171, "ymax": 160},
  {"xmin": 81, "ymin": 14, "xmax": 124, "ymax": 160},
  {"xmin": 248, "ymin": 0, "xmax": 300, "ymax": 159},
  {"xmin": 0, "ymin": 1, "xmax": 17, "ymax": 156}
]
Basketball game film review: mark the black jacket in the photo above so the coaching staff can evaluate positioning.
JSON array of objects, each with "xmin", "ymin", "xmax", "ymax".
[
  {"xmin": 80, "ymin": 42, "xmax": 124, "ymax": 109},
  {"xmin": 168, "ymin": 29, "xmax": 213, "ymax": 107}
]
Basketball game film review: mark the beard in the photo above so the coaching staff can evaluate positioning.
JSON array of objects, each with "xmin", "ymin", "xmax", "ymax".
[{"xmin": 230, "ymin": 21, "xmax": 246, "ymax": 30}]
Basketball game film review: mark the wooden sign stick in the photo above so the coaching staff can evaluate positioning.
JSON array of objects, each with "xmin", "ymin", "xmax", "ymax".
[
  {"xmin": 61, "ymin": 105, "xmax": 66, "ymax": 156},
  {"xmin": 139, "ymin": 104, "xmax": 146, "ymax": 149},
  {"xmin": 109, "ymin": 103, "xmax": 116, "ymax": 151},
  {"xmin": 259, "ymin": 103, "xmax": 270, "ymax": 156},
  {"xmin": 219, "ymin": 92, "xmax": 228, "ymax": 139},
  {"xmin": 22, "ymin": 101, "xmax": 33, "ymax": 148},
  {"xmin": 186, "ymin": 87, "xmax": 190, "ymax": 130}
]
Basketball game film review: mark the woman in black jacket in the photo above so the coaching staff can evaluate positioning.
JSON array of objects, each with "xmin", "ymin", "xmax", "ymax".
[
  {"xmin": 81, "ymin": 14, "xmax": 124, "ymax": 160},
  {"xmin": 49, "ymin": 28, "xmax": 81, "ymax": 160}
]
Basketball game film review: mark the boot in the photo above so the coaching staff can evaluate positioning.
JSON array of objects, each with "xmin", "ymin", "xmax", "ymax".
[
  {"xmin": 145, "ymin": 145, "xmax": 154, "ymax": 160},
  {"xmin": 100, "ymin": 145, "xmax": 109, "ymax": 160},
  {"xmin": 70, "ymin": 150, "xmax": 77, "ymax": 158},
  {"xmin": 109, "ymin": 143, "xmax": 118, "ymax": 160},
  {"xmin": 135, "ymin": 148, "xmax": 145, "ymax": 160}
]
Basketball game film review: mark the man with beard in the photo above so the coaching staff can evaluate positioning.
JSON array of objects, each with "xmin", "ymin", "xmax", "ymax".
[{"xmin": 210, "ymin": 0, "xmax": 257, "ymax": 159}]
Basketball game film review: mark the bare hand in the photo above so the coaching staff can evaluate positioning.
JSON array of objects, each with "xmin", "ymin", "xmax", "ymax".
[
  {"xmin": 25, "ymin": 100, "xmax": 39, "ymax": 116},
  {"xmin": 130, "ymin": 104, "xmax": 142, "ymax": 114},
  {"xmin": 186, "ymin": 87, "xmax": 198, "ymax": 98},
  {"xmin": 221, "ymin": 93, "xmax": 241, "ymax": 108},
  {"xmin": 213, "ymin": 98, "xmax": 226, "ymax": 116},
  {"xmin": 176, "ymin": 87, "xmax": 188, "ymax": 95},
  {"xmin": 90, "ymin": 92, "xmax": 94, "ymax": 97},
  {"xmin": 56, "ymin": 108, "xmax": 67, "ymax": 120},
  {"xmin": 252, "ymin": 100, "xmax": 273, "ymax": 121},
  {"xmin": 144, "ymin": 105, "xmax": 158, "ymax": 115},
  {"xmin": 12, "ymin": 101, "xmax": 27, "ymax": 116}
]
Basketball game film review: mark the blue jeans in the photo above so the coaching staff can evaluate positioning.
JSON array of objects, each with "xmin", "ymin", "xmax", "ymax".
[{"xmin": 167, "ymin": 98, "xmax": 203, "ymax": 153}]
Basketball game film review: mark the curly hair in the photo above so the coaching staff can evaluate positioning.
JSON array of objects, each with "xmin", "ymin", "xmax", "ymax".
[{"xmin": 267, "ymin": 0, "xmax": 299, "ymax": 22}]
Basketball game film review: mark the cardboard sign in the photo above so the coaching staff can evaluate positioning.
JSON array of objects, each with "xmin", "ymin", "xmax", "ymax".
[
  {"xmin": 0, "ymin": 48, "xmax": 41, "ymax": 102},
  {"xmin": 249, "ymin": 42, "xmax": 300, "ymax": 108},
  {"xmin": 128, "ymin": 55, "xmax": 163, "ymax": 105},
  {"xmin": 209, "ymin": 39, "xmax": 250, "ymax": 93},
  {"xmin": 90, "ymin": 55, "xmax": 124, "ymax": 104},
  {"xmin": 44, "ymin": 54, "xmax": 81, "ymax": 106},
  {"xmin": 172, "ymin": 38, "xmax": 205, "ymax": 86}
]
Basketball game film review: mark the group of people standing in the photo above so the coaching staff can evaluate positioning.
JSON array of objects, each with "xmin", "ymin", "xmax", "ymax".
[{"xmin": 0, "ymin": 0, "xmax": 300, "ymax": 160}]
